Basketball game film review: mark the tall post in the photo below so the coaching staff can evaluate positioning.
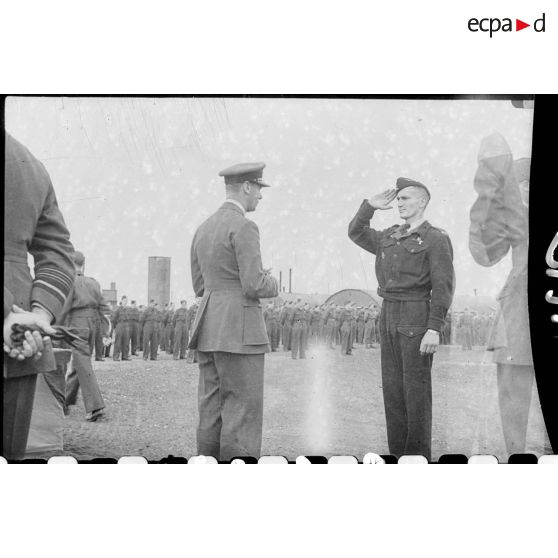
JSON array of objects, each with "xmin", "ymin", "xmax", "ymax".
[
  {"xmin": 289, "ymin": 268, "xmax": 292, "ymax": 294},
  {"xmin": 279, "ymin": 271, "xmax": 282, "ymax": 293}
]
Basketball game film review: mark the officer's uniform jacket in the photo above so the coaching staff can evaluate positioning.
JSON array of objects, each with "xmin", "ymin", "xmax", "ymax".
[
  {"xmin": 4, "ymin": 133, "xmax": 75, "ymax": 377},
  {"xmin": 348, "ymin": 200, "xmax": 454, "ymax": 332},
  {"xmin": 189, "ymin": 202, "xmax": 278, "ymax": 354}
]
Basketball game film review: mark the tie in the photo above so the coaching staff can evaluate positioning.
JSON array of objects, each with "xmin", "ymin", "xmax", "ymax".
[{"xmin": 399, "ymin": 223, "xmax": 410, "ymax": 233}]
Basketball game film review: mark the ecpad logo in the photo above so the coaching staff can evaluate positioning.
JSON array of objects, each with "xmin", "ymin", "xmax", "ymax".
[{"xmin": 468, "ymin": 13, "xmax": 546, "ymax": 37}]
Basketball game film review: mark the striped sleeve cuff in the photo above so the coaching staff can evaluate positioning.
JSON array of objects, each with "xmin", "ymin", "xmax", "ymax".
[{"xmin": 31, "ymin": 266, "xmax": 74, "ymax": 321}]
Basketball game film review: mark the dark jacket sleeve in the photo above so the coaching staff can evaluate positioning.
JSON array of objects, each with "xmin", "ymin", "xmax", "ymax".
[
  {"xmin": 428, "ymin": 231, "xmax": 455, "ymax": 331},
  {"xmin": 4, "ymin": 287, "xmax": 15, "ymax": 318},
  {"xmin": 190, "ymin": 231, "xmax": 205, "ymax": 298},
  {"xmin": 348, "ymin": 200, "xmax": 382, "ymax": 255},
  {"xmin": 469, "ymin": 133, "xmax": 527, "ymax": 267},
  {"xmin": 234, "ymin": 220, "xmax": 278, "ymax": 299},
  {"xmin": 29, "ymin": 178, "xmax": 76, "ymax": 323}
]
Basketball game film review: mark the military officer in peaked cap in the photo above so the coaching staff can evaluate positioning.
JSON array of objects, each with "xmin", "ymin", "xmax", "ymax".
[
  {"xmin": 349, "ymin": 177, "xmax": 455, "ymax": 461},
  {"xmin": 188, "ymin": 162, "xmax": 278, "ymax": 461}
]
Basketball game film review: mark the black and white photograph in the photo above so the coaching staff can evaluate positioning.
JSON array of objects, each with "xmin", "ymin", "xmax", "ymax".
[{"xmin": 2, "ymin": 95, "xmax": 553, "ymax": 462}]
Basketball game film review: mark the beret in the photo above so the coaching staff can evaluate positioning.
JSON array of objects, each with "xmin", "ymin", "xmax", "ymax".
[
  {"xmin": 396, "ymin": 177, "xmax": 430, "ymax": 199},
  {"xmin": 219, "ymin": 162, "xmax": 270, "ymax": 187},
  {"xmin": 73, "ymin": 251, "xmax": 85, "ymax": 266}
]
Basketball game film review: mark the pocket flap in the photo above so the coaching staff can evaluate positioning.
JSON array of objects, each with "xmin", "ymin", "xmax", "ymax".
[
  {"xmin": 396, "ymin": 325, "xmax": 428, "ymax": 338},
  {"xmin": 403, "ymin": 242, "xmax": 427, "ymax": 254},
  {"xmin": 243, "ymin": 299, "xmax": 261, "ymax": 308}
]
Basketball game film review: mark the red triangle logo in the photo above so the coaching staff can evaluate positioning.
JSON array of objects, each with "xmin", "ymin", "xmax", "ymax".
[{"xmin": 516, "ymin": 19, "xmax": 530, "ymax": 31}]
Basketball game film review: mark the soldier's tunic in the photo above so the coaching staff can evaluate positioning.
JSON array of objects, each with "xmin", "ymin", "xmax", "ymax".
[
  {"xmin": 189, "ymin": 201, "xmax": 278, "ymax": 460},
  {"xmin": 173, "ymin": 306, "xmax": 190, "ymax": 360},
  {"xmin": 4, "ymin": 134, "xmax": 75, "ymax": 459},
  {"xmin": 349, "ymin": 200, "xmax": 454, "ymax": 460},
  {"xmin": 128, "ymin": 306, "xmax": 140, "ymax": 355},
  {"xmin": 290, "ymin": 306, "xmax": 307, "ymax": 359},
  {"xmin": 142, "ymin": 306, "xmax": 159, "ymax": 360},
  {"xmin": 62, "ymin": 271, "xmax": 107, "ymax": 413},
  {"xmin": 113, "ymin": 304, "xmax": 132, "ymax": 360}
]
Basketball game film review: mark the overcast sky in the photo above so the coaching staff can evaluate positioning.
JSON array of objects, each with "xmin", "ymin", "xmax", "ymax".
[{"xmin": 5, "ymin": 97, "xmax": 533, "ymax": 304}]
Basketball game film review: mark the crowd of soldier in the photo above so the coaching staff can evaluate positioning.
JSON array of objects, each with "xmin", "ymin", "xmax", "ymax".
[
  {"xmin": 264, "ymin": 301, "xmax": 495, "ymax": 358},
  {"xmin": 98, "ymin": 297, "xmax": 200, "ymax": 362},
  {"xmin": 263, "ymin": 300, "xmax": 382, "ymax": 358}
]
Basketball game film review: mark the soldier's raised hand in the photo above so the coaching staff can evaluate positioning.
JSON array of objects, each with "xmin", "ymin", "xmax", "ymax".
[{"xmin": 368, "ymin": 188, "xmax": 397, "ymax": 210}]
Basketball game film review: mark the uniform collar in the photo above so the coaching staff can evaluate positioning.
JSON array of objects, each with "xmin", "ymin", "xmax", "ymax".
[
  {"xmin": 223, "ymin": 199, "xmax": 246, "ymax": 215},
  {"xmin": 407, "ymin": 218, "xmax": 426, "ymax": 233}
]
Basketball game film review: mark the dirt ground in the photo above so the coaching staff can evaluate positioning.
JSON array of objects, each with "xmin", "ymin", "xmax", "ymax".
[{"xmin": 58, "ymin": 342, "xmax": 550, "ymax": 462}]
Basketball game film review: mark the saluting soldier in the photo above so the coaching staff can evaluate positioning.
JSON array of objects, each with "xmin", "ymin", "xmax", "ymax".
[
  {"xmin": 188, "ymin": 162, "xmax": 278, "ymax": 460},
  {"xmin": 349, "ymin": 178, "xmax": 455, "ymax": 460},
  {"xmin": 469, "ymin": 133, "xmax": 539, "ymax": 455},
  {"xmin": 173, "ymin": 300, "xmax": 190, "ymax": 360},
  {"xmin": 4, "ymin": 133, "xmax": 76, "ymax": 459}
]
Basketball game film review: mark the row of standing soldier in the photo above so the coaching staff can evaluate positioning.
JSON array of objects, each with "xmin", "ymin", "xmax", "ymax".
[
  {"xmin": 264, "ymin": 301, "xmax": 494, "ymax": 358},
  {"xmin": 264, "ymin": 301, "xmax": 381, "ymax": 358},
  {"xmin": 106, "ymin": 298, "xmax": 199, "ymax": 362}
]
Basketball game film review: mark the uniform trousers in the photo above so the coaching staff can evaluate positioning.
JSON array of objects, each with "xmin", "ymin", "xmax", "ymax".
[
  {"xmin": 64, "ymin": 317, "xmax": 105, "ymax": 413},
  {"xmin": 113, "ymin": 321, "xmax": 130, "ymax": 360},
  {"xmin": 357, "ymin": 321, "xmax": 365, "ymax": 343},
  {"xmin": 282, "ymin": 323, "xmax": 292, "ymax": 351},
  {"xmin": 165, "ymin": 324, "xmax": 174, "ymax": 352},
  {"xmin": 497, "ymin": 364, "xmax": 534, "ymax": 455},
  {"xmin": 143, "ymin": 321, "xmax": 159, "ymax": 359},
  {"xmin": 340, "ymin": 321, "xmax": 353, "ymax": 354},
  {"xmin": 173, "ymin": 321, "xmax": 189, "ymax": 359},
  {"xmin": 364, "ymin": 321, "xmax": 374, "ymax": 346},
  {"xmin": 270, "ymin": 322, "xmax": 280, "ymax": 350},
  {"xmin": 291, "ymin": 321, "xmax": 306, "ymax": 359},
  {"xmin": 325, "ymin": 319, "xmax": 337, "ymax": 348},
  {"xmin": 462, "ymin": 326, "xmax": 473, "ymax": 350},
  {"xmin": 196, "ymin": 351, "xmax": 264, "ymax": 461},
  {"xmin": 130, "ymin": 321, "xmax": 140, "ymax": 354},
  {"xmin": 3, "ymin": 372, "xmax": 37, "ymax": 459},
  {"xmin": 94, "ymin": 316, "xmax": 105, "ymax": 360},
  {"xmin": 380, "ymin": 300, "xmax": 433, "ymax": 460}
]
